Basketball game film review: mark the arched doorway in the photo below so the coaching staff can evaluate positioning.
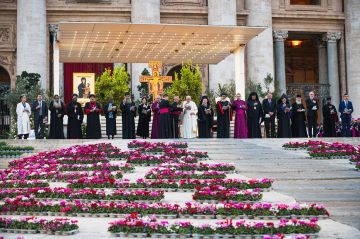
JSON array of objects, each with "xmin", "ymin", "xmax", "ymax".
[
  {"xmin": 0, "ymin": 65, "xmax": 11, "ymax": 139},
  {"xmin": 166, "ymin": 64, "xmax": 182, "ymax": 80},
  {"xmin": 0, "ymin": 65, "xmax": 11, "ymax": 84},
  {"xmin": 165, "ymin": 64, "xmax": 182, "ymax": 90}
]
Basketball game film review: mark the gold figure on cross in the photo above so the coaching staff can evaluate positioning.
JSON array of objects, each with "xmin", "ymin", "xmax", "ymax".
[{"xmin": 139, "ymin": 61, "xmax": 172, "ymax": 100}]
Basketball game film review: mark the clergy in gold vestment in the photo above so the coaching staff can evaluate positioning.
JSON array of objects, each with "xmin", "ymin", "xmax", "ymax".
[{"xmin": 181, "ymin": 96, "xmax": 198, "ymax": 139}]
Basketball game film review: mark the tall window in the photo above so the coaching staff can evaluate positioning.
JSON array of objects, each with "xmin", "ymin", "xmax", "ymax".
[{"xmin": 290, "ymin": 0, "xmax": 321, "ymax": 5}]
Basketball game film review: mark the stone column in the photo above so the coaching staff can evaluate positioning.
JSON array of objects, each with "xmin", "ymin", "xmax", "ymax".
[
  {"xmin": 323, "ymin": 32, "xmax": 341, "ymax": 108},
  {"xmin": 345, "ymin": 0, "xmax": 360, "ymax": 118},
  {"xmin": 49, "ymin": 24, "xmax": 60, "ymax": 96},
  {"xmin": 131, "ymin": 0, "xmax": 160, "ymax": 99},
  {"xmin": 59, "ymin": 63, "xmax": 64, "ymax": 98},
  {"xmin": 338, "ymin": 34, "xmax": 347, "ymax": 95},
  {"xmin": 234, "ymin": 46, "xmax": 246, "ymax": 98},
  {"xmin": 273, "ymin": 30, "xmax": 288, "ymax": 95},
  {"xmin": 317, "ymin": 40, "xmax": 328, "ymax": 85},
  {"xmin": 208, "ymin": 0, "xmax": 237, "ymax": 92},
  {"xmin": 245, "ymin": 0, "xmax": 274, "ymax": 92},
  {"xmin": 17, "ymin": 0, "xmax": 47, "ymax": 89}
]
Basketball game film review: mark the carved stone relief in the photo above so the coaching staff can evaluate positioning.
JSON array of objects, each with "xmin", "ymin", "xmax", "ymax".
[
  {"xmin": 161, "ymin": 0, "xmax": 207, "ymax": 6},
  {"xmin": 0, "ymin": 24, "xmax": 14, "ymax": 47}
]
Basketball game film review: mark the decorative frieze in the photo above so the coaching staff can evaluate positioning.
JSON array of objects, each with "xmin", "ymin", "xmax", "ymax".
[{"xmin": 161, "ymin": 0, "xmax": 207, "ymax": 6}]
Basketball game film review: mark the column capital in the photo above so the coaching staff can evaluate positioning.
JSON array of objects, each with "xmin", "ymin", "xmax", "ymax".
[
  {"xmin": 323, "ymin": 32, "xmax": 342, "ymax": 43},
  {"xmin": 315, "ymin": 38, "xmax": 327, "ymax": 48},
  {"xmin": 48, "ymin": 24, "xmax": 59, "ymax": 41},
  {"xmin": 273, "ymin": 30, "xmax": 288, "ymax": 42}
]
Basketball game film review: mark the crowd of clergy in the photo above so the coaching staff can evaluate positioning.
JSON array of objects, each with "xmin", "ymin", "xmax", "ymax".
[{"xmin": 16, "ymin": 90, "xmax": 359, "ymax": 140}]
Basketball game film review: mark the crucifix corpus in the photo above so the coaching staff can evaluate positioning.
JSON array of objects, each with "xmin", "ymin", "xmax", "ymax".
[{"xmin": 139, "ymin": 61, "xmax": 173, "ymax": 100}]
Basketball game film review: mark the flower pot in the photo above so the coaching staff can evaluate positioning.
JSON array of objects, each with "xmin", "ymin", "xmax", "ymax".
[
  {"xmin": 151, "ymin": 233, "xmax": 172, "ymax": 238},
  {"xmin": 177, "ymin": 234, "xmax": 190, "ymax": 239},
  {"xmin": 253, "ymin": 235, "xmax": 265, "ymax": 239},
  {"xmin": 192, "ymin": 234, "xmax": 203, "ymax": 239},
  {"xmin": 57, "ymin": 229, "xmax": 79, "ymax": 236},
  {"xmin": 236, "ymin": 235, "xmax": 252, "ymax": 239}
]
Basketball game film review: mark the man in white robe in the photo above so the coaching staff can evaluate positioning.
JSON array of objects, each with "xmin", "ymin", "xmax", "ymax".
[
  {"xmin": 181, "ymin": 96, "xmax": 198, "ymax": 138},
  {"xmin": 16, "ymin": 95, "xmax": 31, "ymax": 139}
]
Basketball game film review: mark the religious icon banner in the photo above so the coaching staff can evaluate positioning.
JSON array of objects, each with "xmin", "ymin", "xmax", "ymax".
[
  {"xmin": 73, "ymin": 72, "xmax": 95, "ymax": 106},
  {"xmin": 139, "ymin": 61, "xmax": 172, "ymax": 100}
]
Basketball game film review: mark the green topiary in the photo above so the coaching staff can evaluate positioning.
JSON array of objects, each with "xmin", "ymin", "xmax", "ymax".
[
  {"xmin": 95, "ymin": 66, "xmax": 130, "ymax": 105},
  {"xmin": 166, "ymin": 63, "xmax": 202, "ymax": 102},
  {"xmin": 136, "ymin": 68, "xmax": 151, "ymax": 103}
]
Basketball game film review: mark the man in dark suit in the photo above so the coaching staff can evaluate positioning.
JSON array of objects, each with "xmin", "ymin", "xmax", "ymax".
[
  {"xmin": 262, "ymin": 92, "xmax": 277, "ymax": 138},
  {"xmin": 339, "ymin": 93, "xmax": 354, "ymax": 137},
  {"xmin": 305, "ymin": 91, "xmax": 319, "ymax": 138},
  {"xmin": 32, "ymin": 94, "xmax": 48, "ymax": 139}
]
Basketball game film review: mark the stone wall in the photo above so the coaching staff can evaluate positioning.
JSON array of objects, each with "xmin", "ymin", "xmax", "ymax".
[
  {"xmin": 345, "ymin": 0, "xmax": 360, "ymax": 118},
  {"xmin": 0, "ymin": 0, "xmax": 350, "ymax": 100},
  {"xmin": 0, "ymin": 0, "xmax": 16, "ymax": 86}
]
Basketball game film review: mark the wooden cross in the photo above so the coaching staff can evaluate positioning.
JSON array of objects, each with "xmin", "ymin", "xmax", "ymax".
[{"xmin": 139, "ymin": 61, "xmax": 173, "ymax": 100}]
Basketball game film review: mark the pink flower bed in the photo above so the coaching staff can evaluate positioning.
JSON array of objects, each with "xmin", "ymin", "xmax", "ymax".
[
  {"xmin": 0, "ymin": 187, "xmax": 164, "ymax": 201},
  {"xmin": 127, "ymin": 140, "xmax": 188, "ymax": 149},
  {"xmin": 0, "ymin": 195, "xmax": 328, "ymax": 218},
  {"xmin": 0, "ymin": 217, "xmax": 79, "ymax": 233},
  {"xmin": 192, "ymin": 186, "xmax": 262, "ymax": 202},
  {"xmin": 158, "ymin": 162, "xmax": 235, "ymax": 171},
  {"xmin": 126, "ymin": 153, "xmax": 199, "ymax": 164},
  {"xmin": 164, "ymin": 149, "xmax": 208, "ymax": 158},
  {"xmin": 145, "ymin": 167, "xmax": 227, "ymax": 180},
  {"xmin": 107, "ymin": 213, "xmax": 320, "ymax": 236}
]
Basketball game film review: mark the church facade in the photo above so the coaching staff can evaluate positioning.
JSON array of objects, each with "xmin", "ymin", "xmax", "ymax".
[{"xmin": 0, "ymin": 0, "xmax": 359, "ymax": 116}]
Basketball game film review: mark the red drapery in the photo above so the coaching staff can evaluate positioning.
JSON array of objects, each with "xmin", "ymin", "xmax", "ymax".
[{"xmin": 63, "ymin": 63, "xmax": 113, "ymax": 103}]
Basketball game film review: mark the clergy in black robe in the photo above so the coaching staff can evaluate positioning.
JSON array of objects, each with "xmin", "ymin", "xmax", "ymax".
[
  {"xmin": 216, "ymin": 93, "xmax": 231, "ymax": 138},
  {"xmin": 104, "ymin": 97, "xmax": 117, "ymax": 139},
  {"xmin": 262, "ymin": 92, "xmax": 277, "ymax": 138},
  {"xmin": 49, "ymin": 95, "xmax": 65, "ymax": 139},
  {"xmin": 277, "ymin": 94, "xmax": 292, "ymax": 138},
  {"xmin": 84, "ymin": 94, "xmax": 102, "ymax": 139},
  {"xmin": 170, "ymin": 96, "xmax": 183, "ymax": 138},
  {"xmin": 66, "ymin": 94, "xmax": 84, "ymax": 139},
  {"xmin": 246, "ymin": 92, "xmax": 263, "ymax": 138},
  {"xmin": 322, "ymin": 97, "xmax": 338, "ymax": 137},
  {"xmin": 158, "ymin": 94, "xmax": 172, "ymax": 138},
  {"xmin": 137, "ymin": 97, "xmax": 151, "ymax": 139},
  {"xmin": 291, "ymin": 95, "xmax": 308, "ymax": 138},
  {"xmin": 306, "ymin": 91, "xmax": 319, "ymax": 137},
  {"xmin": 120, "ymin": 93, "xmax": 137, "ymax": 139},
  {"xmin": 198, "ymin": 96, "xmax": 213, "ymax": 138}
]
